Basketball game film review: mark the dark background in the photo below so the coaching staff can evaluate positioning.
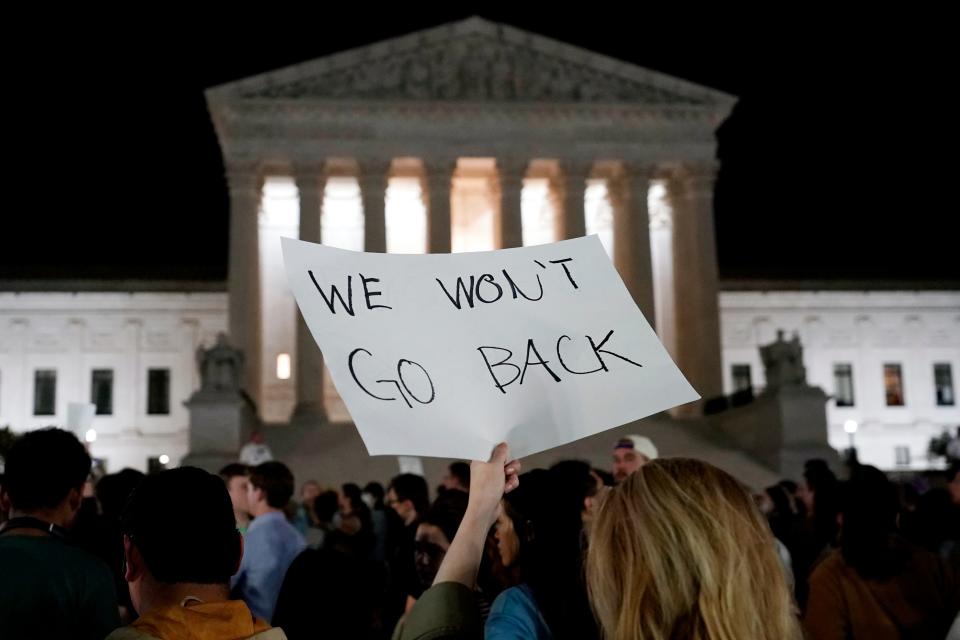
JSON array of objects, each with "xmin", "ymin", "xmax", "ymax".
[{"xmin": 5, "ymin": 11, "xmax": 955, "ymax": 284}]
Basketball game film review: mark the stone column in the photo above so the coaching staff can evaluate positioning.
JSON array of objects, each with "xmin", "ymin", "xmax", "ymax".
[
  {"xmin": 667, "ymin": 161, "xmax": 723, "ymax": 410},
  {"xmin": 612, "ymin": 162, "xmax": 656, "ymax": 325},
  {"xmin": 226, "ymin": 161, "xmax": 263, "ymax": 410},
  {"xmin": 422, "ymin": 158, "xmax": 456, "ymax": 253},
  {"xmin": 495, "ymin": 159, "xmax": 527, "ymax": 249},
  {"xmin": 358, "ymin": 159, "xmax": 391, "ymax": 253},
  {"xmin": 557, "ymin": 160, "xmax": 592, "ymax": 239},
  {"xmin": 291, "ymin": 164, "xmax": 328, "ymax": 425}
]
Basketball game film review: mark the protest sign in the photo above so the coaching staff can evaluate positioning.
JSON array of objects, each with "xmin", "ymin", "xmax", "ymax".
[{"xmin": 282, "ymin": 235, "xmax": 698, "ymax": 460}]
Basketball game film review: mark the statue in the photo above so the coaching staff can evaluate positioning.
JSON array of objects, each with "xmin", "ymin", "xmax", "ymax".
[
  {"xmin": 196, "ymin": 333, "xmax": 244, "ymax": 393},
  {"xmin": 760, "ymin": 330, "xmax": 807, "ymax": 391}
]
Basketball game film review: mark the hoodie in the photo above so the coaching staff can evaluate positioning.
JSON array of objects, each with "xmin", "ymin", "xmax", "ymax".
[{"xmin": 106, "ymin": 599, "xmax": 286, "ymax": 640}]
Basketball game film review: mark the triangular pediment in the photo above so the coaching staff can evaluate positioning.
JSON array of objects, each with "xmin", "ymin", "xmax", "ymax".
[{"xmin": 209, "ymin": 17, "xmax": 734, "ymax": 108}]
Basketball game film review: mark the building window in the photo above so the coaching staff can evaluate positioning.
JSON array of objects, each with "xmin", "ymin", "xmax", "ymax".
[
  {"xmin": 833, "ymin": 363, "xmax": 855, "ymax": 407},
  {"xmin": 934, "ymin": 363, "xmax": 955, "ymax": 406},
  {"xmin": 731, "ymin": 364, "xmax": 752, "ymax": 392},
  {"xmin": 883, "ymin": 363, "xmax": 905, "ymax": 406},
  {"xmin": 33, "ymin": 369, "xmax": 57, "ymax": 416},
  {"xmin": 147, "ymin": 369, "xmax": 170, "ymax": 415},
  {"xmin": 91, "ymin": 369, "xmax": 114, "ymax": 416},
  {"xmin": 276, "ymin": 353, "xmax": 291, "ymax": 380},
  {"xmin": 894, "ymin": 446, "xmax": 910, "ymax": 467}
]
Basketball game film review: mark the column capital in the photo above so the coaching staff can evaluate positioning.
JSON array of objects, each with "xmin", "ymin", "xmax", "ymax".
[
  {"xmin": 495, "ymin": 159, "xmax": 527, "ymax": 199},
  {"xmin": 356, "ymin": 157, "xmax": 394, "ymax": 177},
  {"xmin": 224, "ymin": 159, "xmax": 262, "ymax": 195},
  {"xmin": 619, "ymin": 160, "xmax": 657, "ymax": 181},
  {"xmin": 292, "ymin": 161, "xmax": 329, "ymax": 189},
  {"xmin": 558, "ymin": 158, "xmax": 595, "ymax": 180},
  {"xmin": 421, "ymin": 157, "xmax": 458, "ymax": 192}
]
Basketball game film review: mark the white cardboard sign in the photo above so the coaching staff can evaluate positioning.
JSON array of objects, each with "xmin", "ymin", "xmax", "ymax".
[{"xmin": 282, "ymin": 235, "xmax": 699, "ymax": 460}]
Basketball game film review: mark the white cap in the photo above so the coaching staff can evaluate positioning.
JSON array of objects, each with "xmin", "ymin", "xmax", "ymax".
[{"xmin": 614, "ymin": 435, "xmax": 658, "ymax": 461}]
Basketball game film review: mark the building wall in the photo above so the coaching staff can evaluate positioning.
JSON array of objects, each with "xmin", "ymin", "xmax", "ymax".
[
  {"xmin": 720, "ymin": 291, "xmax": 960, "ymax": 470},
  {"xmin": 3, "ymin": 289, "xmax": 957, "ymax": 474},
  {"xmin": 0, "ymin": 292, "xmax": 227, "ymax": 472}
]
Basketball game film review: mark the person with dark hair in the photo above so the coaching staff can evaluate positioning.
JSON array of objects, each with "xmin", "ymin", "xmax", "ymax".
[
  {"xmin": 804, "ymin": 465, "xmax": 960, "ymax": 639},
  {"xmin": 220, "ymin": 463, "xmax": 251, "ymax": 533},
  {"xmin": 549, "ymin": 459, "xmax": 601, "ymax": 525},
  {"xmin": 232, "ymin": 461, "xmax": 306, "ymax": 622},
  {"xmin": 411, "ymin": 489, "xmax": 470, "ymax": 603},
  {"xmin": 76, "ymin": 467, "xmax": 146, "ymax": 623},
  {"xmin": 590, "ymin": 467, "xmax": 614, "ymax": 488},
  {"xmin": 363, "ymin": 481, "xmax": 389, "ymax": 562},
  {"xmin": 309, "ymin": 490, "xmax": 339, "ymax": 549},
  {"xmin": 328, "ymin": 483, "xmax": 375, "ymax": 557},
  {"xmin": 487, "ymin": 467, "xmax": 598, "ymax": 639},
  {"xmin": 386, "ymin": 473, "xmax": 430, "ymax": 629},
  {"xmin": 107, "ymin": 466, "xmax": 286, "ymax": 639},
  {"xmin": 793, "ymin": 459, "xmax": 840, "ymax": 609},
  {"xmin": 0, "ymin": 427, "xmax": 120, "ymax": 639},
  {"xmin": 901, "ymin": 486, "xmax": 960, "ymax": 565},
  {"xmin": 759, "ymin": 483, "xmax": 798, "ymax": 547},
  {"xmin": 273, "ymin": 485, "xmax": 388, "ymax": 640},
  {"xmin": 387, "ymin": 473, "xmax": 430, "ymax": 526},
  {"xmin": 442, "ymin": 462, "xmax": 471, "ymax": 492}
]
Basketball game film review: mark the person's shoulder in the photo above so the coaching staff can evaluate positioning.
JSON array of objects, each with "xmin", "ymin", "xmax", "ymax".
[
  {"xmin": 808, "ymin": 549, "xmax": 847, "ymax": 583},
  {"xmin": 490, "ymin": 584, "xmax": 538, "ymax": 616},
  {"xmin": 106, "ymin": 627, "xmax": 158, "ymax": 640}
]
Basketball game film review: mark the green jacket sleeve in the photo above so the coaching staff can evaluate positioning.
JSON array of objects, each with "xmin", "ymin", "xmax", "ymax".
[{"xmin": 393, "ymin": 582, "xmax": 482, "ymax": 640}]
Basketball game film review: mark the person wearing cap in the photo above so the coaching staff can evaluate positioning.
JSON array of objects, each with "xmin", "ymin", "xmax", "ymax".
[
  {"xmin": 107, "ymin": 466, "xmax": 286, "ymax": 640},
  {"xmin": 612, "ymin": 435, "xmax": 658, "ymax": 483}
]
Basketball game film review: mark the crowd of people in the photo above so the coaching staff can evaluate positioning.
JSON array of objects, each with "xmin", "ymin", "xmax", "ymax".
[{"xmin": 0, "ymin": 426, "xmax": 958, "ymax": 639}]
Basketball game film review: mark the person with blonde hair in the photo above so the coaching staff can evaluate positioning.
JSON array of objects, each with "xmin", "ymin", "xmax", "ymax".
[
  {"xmin": 587, "ymin": 458, "xmax": 801, "ymax": 640},
  {"xmin": 395, "ymin": 450, "xmax": 801, "ymax": 640}
]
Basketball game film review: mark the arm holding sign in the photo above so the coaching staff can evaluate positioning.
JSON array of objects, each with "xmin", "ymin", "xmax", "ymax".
[{"xmin": 394, "ymin": 444, "xmax": 520, "ymax": 640}]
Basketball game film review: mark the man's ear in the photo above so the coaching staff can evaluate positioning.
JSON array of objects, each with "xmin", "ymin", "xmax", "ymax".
[
  {"xmin": 0, "ymin": 487, "xmax": 11, "ymax": 513},
  {"xmin": 67, "ymin": 487, "xmax": 83, "ymax": 514},
  {"xmin": 123, "ymin": 535, "xmax": 145, "ymax": 583}
]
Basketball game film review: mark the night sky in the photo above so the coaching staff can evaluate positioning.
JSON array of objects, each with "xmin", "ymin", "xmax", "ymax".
[{"xmin": 5, "ymin": 12, "xmax": 956, "ymax": 284}]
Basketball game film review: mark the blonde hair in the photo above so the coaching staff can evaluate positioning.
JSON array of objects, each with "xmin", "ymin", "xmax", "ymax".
[{"xmin": 586, "ymin": 458, "xmax": 801, "ymax": 640}]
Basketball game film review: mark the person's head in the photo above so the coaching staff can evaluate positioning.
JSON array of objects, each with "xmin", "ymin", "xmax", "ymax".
[
  {"xmin": 300, "ymin": 480, "xmax": 321, "ymax": 505},
  {"xmin": 95, "ymin": 468, "xmax": 146, "ymax": 520},
  {"xmin": 0, "ymin": 428, "xmax": 91, "ymax": 528},
  {"xmin": 340, "ymin": 483, "xmax": 364, "ymax": 515},
  {"xmin": 121, "ymin": 467, "xmax": 242, "ymax": 615},
  {"xmin": 386, "ymin": 473, "xmax": 429, "ymax": 526},
  {"xmin": 247, "ymin": 461, "xmax": 295, "ymax": 517},
  {"xmin": 611, "ymin": 435, "xmax": 657, "ymax": 483},
  {"xmin": 760, "ymin": 483, "xmax": 792, "ymax": 517},
  {"xmin": 218, "ymin": 463, "xmax": 249, "ymax": 518},
  {"xmin": 498, "ymin": 468, "xmax": 597, "ymax": 638},
  {"xmin": 799, "ymin": 459, "xmax": 839, "ymax": 541},
  {"xmin": 313, "ymin": 490, "xmax": 339, "ymax": 525},
  {"xmin": 550, "ymin": 459, "xmax": 601, "ymax": 522},
  {"xmin": 949, "ymin": 465, "xmax": 960, "ymax": 506},
  {"xmin": 362, "ymin": 482, "xmax": 385, "ymax": 509},
  {"xmin": 414, "ymin": 490, "xmax": 469, "ymax": 590},
  {"xmin": 587, "ymin": 458, "xmax": 801, "ymax": 640},
  {"xmin": 442, "ymin": 462, "xmax": 471, "ymax": 492},
  {"xmin": 839, "ymin": 465, "xmax": 902, "ymax": 580}
]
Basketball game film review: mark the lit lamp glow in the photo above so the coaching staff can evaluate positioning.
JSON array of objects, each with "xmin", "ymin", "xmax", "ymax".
[
  {"xmin": 85, "ymin": 429, "xmax": 97, "ymax": 443},
  {"xmin": 158, "ymin": 454, "xmax": 170, "ymax": 466}
]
